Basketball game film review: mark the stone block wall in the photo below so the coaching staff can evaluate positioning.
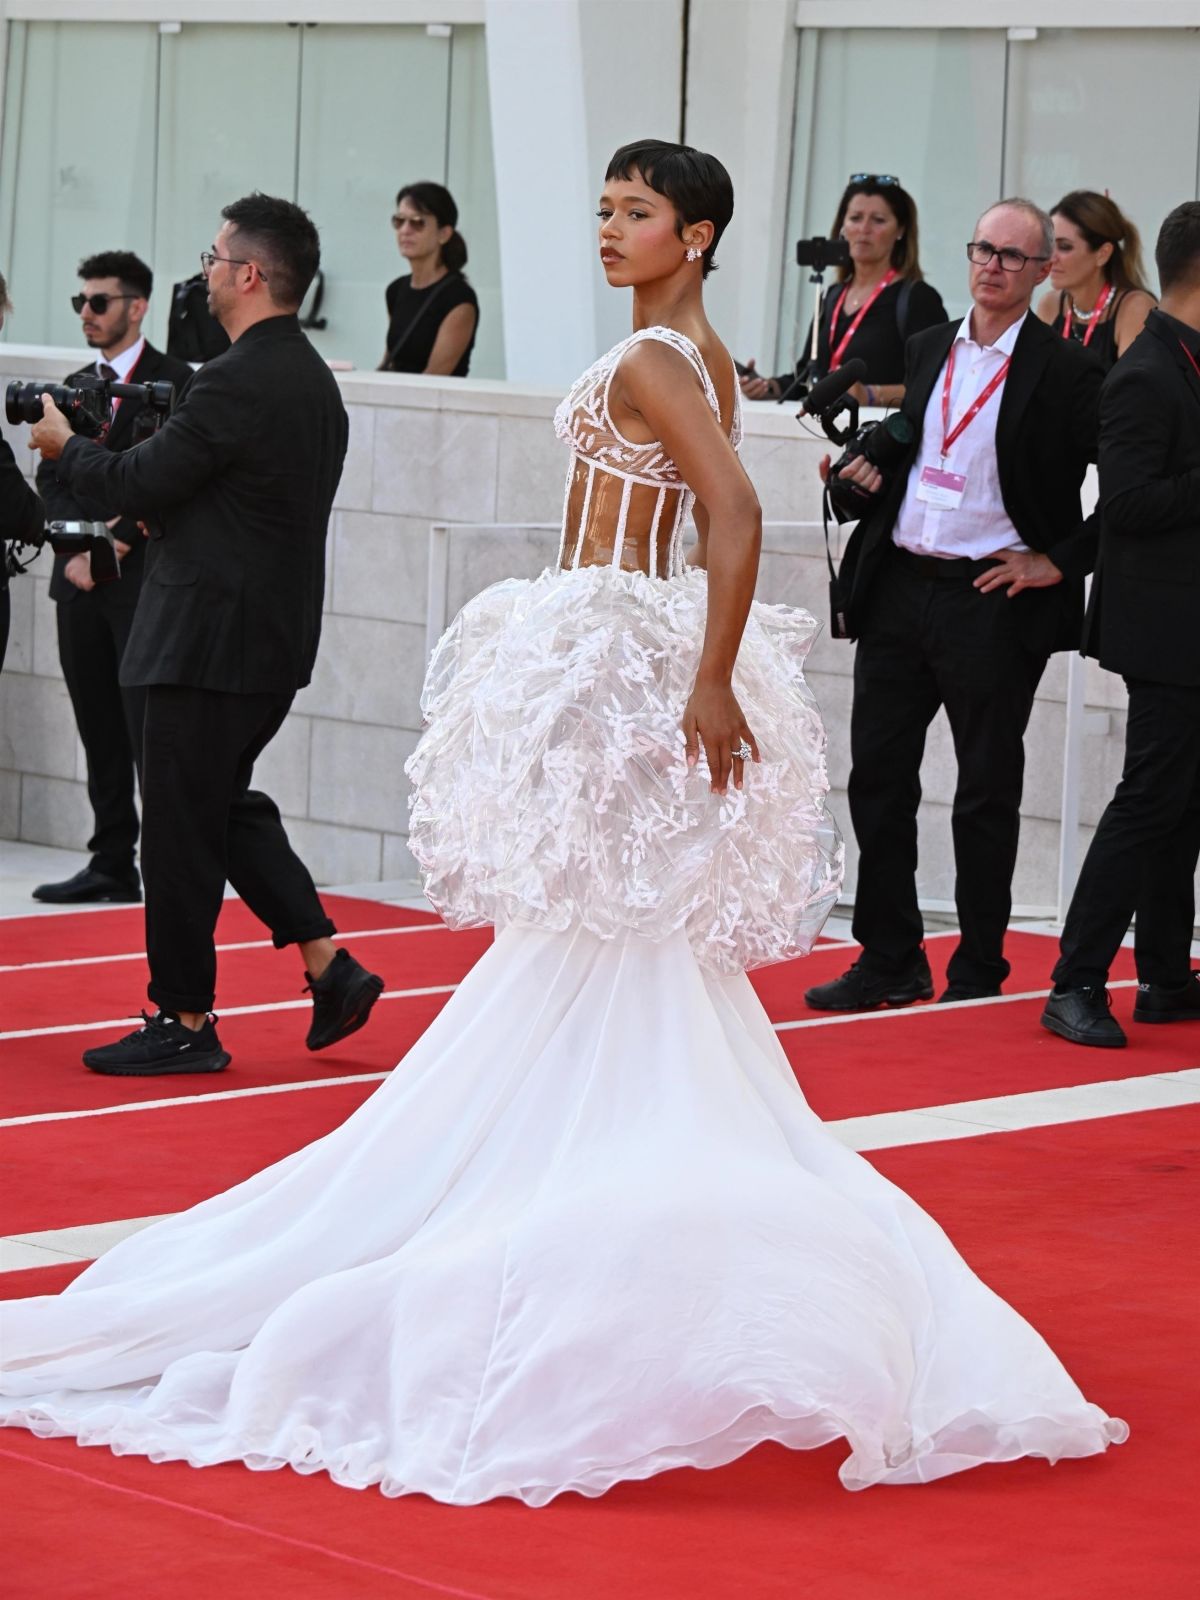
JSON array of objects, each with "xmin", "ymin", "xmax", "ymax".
[{"xmin": 0, "ymin": 347, "xmax": 1139, "ymax": 917}]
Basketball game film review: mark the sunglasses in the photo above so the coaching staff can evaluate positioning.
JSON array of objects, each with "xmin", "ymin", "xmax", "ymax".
[
  {"xmin": 849, "ymin": 173, "xmax": 900, "ymax": 187},
  {"xmin": 71, "ymin": 292, "xmax": 138, "ymax": 315},
  {"xmin": 391, "ymin": 213, "xmax": 429, "ymax": 231}
]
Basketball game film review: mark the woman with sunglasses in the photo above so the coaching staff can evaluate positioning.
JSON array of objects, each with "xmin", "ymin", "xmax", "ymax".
[
  {"xmin": 379, "ymin": 181, "xmax": 479, "ymax": 377},
  {"xmin": 1034, "ymin": 190, "xmax": 1156, "ymax": 372},
  {"xmin": 741, "ymin": 175, "xmax": 946, "ymax": 406}
]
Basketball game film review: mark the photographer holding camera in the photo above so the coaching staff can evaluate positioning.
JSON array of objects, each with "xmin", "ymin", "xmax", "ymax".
[
  {"xmin": 741, "ymin": 176, "xmax": 947, "ymax": 405},
  {"xmin": 30, "ymin": 252, "xmax": 193, "ymax": 907},
  {"xmin": 806, "ymin": 199, "xmax": 1102, "ymax": 1012},
  {"xmin": 0, "ymin": 271, "xmax": 46, "ymax": 672},
  {"xmin": 29, "ymin": 193, "xmax": 384, "ymax": 1076},
  {"xmin": 1043, "ymin": 203, "xmax": 1200, "ymax": 1047}
]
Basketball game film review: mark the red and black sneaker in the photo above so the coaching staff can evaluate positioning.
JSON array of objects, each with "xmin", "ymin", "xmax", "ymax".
[{"xmin": 82, "ymin": 1010, "xmax": 231, "ymax": 1076}]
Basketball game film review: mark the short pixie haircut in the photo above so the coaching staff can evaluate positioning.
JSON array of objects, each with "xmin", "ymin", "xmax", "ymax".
[{"xmin": 605, "ymin": 139, "xmax": 734, "ymax": 278}]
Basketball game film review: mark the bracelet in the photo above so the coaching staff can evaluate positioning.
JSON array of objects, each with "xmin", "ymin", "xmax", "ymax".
[{"xmin": 865, "ymin": 384, "xmax": 877, "ymax": 406}]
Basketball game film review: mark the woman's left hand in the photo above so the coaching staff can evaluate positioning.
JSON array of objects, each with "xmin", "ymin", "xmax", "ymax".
[{"xmin": 683, "ymin": 680, "xmax": 759, "ymax": 795}]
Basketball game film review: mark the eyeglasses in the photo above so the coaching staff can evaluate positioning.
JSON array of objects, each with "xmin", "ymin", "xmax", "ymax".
[
  {"xmin": 966, "ymin": 240, "xmax": 1050, "ymax": 272},
  {"xmin": 391, "ymin": 214, "xmax": 429, "ymax": 231},
  {"xmin": 71, "ymin": 292, "xmax": 137, "ymax": 315},
  {"xmin": 199, "ymin": 250, "xmax": 268, "ymax": 281},
  {"xmin": 849, "ymin": 174, "xmax": 900, "ymax": 187}
]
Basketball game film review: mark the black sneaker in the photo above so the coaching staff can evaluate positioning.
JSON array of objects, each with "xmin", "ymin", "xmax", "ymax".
[
  {"xmin": 805, "ymin": 954, "xmax": 934, "ymax": 1012},
  {"xmin": 83, "ymin": 1010, "xmax": 231, "ymax": 1076},
  {"xmin": 33, "ymin": 866, "xmax": 141, "ymax": 904},
  {"xmin": 304, "ymin": 949, "xmax": 385, "ymax": 1052},
  {"xmin": 1133, "ymin": 972, "xmax": 1200, "ymax": 1024},
  {"xmin": 938, "ymin": 982, "xmax": 1002, "ymax": 1003},
  {"xmin": 1040, "ymin": 987, "xmax": 1127, "ymax": 1049}
]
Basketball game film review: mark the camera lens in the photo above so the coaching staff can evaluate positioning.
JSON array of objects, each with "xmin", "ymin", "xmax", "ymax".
[{"xmin": 4, "ymin": 380, "xmax": 43, "ymax": 426}]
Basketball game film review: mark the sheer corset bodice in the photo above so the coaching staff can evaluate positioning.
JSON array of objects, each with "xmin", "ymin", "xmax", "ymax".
[{"xmin": 553, "ymin": 327, "xmax": 742, "ymax": 579}]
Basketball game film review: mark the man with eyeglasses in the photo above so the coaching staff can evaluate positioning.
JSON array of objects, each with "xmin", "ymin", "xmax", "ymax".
[
  {"xmin": 28, "ymin": 195, "xmax": 384, "ymax": 1076},
  {"xmin": 32, "ymin": 251, "xmax": 194, "ymax": 906},
  {"xmin": 807, "ymin": 198, "xmax": 1103, "ymax": 1013}
]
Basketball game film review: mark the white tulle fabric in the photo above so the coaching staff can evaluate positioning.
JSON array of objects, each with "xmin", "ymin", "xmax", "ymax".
[
  {"xmin": 406, "ymin": 565, "xmax": 843, "ymax": 975},
  {"xmin": 0, "ymin": 925, "xmax": 1126, "ymax": 1503}
]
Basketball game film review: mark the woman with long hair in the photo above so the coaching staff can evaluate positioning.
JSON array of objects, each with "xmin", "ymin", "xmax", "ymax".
[
  {"xmin": 742, "ymin": 175, "xmax": 947, "ymax": 405},
  {"xmin": 380, "ymin": 180, "xmax": 479, "ymax": 376},
  {"xmin": 1035, "ymin": 190, "xmax": 1155, "ymax": 369},
  {"xmin": 1, "ymin": 143, "xmax": 1125, "ymax": 1503}
]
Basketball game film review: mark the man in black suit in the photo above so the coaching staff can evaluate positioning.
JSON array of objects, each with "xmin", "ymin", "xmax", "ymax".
[
  {"xmin": 1043, "ymin": 202, "xmax": 1200, "ymax": 1048},
  {"xmin": 806, "ymin": 198, "xmax": 1102, "ymax": 1012},
  {"xmin": 30, "ymin": 194, "xmax": 383, "ymax": 1075},
  {"xmin": 1, "ymin": 270, "xmax": 46, "ymax": 673},
  {"xmin": 32, "ymin": 252, "xmax": 194, "ymax": 905}
]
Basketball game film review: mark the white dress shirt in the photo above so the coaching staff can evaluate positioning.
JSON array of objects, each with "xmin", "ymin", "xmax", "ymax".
[{"xmin": 892, "ymin": 311, "xmax": 1029, "ymax": 559}]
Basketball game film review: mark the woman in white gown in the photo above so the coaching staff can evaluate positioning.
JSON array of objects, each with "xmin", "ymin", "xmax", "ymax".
[{"xmin": 0, "ymin": 141, "xmax": 1126, "ymax": 1504}]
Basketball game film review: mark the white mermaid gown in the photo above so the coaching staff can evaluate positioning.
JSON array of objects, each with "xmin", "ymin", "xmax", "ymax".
[{"xmin": 0, "ymin": 328, "xmax": 1126, "ymax": 1503}]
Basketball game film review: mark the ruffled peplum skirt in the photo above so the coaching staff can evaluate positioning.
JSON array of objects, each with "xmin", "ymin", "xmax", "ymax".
[
  {"xmin": 0, "ymin": 568, "xmax": 1127, "ymax": 1502},
  {"xmin": 405, "ymin": 566, "xmax": 843, "ymax": 974}
]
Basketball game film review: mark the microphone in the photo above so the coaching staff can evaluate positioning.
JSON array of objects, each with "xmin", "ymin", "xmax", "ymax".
[{"xmin": 800, "ymin": 359, "xmax": 867, "ymax": 416}]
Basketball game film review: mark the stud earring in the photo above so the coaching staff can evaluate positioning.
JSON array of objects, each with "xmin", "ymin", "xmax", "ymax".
[{"xmin": 685, "ymin": 246, "xmax": 702, "ymax": 262}]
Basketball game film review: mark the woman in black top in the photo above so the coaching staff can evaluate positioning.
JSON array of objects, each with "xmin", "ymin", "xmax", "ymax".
[
  {"xmin": 1035, "ymin": 190, "xmax": 1155, "ymax": 373},
  {"xmin": 380, "ymin": 182, "xmax": 479, "ymax": 377},
  {"xmin": 741, "ymin": 176, "xmax": 946, "ymax": 405}
]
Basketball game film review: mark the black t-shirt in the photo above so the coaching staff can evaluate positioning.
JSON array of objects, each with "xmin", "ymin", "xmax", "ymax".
[
  {"xmin": 780, "ymin": 276, "xmax": 948, "ymax": 390},
  {"xmin": 383, "ymin": 273, "xmax": 479, "ymax": 376}
]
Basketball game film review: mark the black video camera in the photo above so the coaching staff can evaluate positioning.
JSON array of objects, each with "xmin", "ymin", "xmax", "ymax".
[
  {"xmin": 796, "ymin": 235, "xmax": 852, "ymax": 274},
  {"xmin": 798, "ymin": 359, "xmax": 915, "ymax": 521},
  {"xmin": 4, "ymin": 519, "xmax": 123, "ymax": 585},
  {"xmin": 5, "ymin": 375, "xmax": 176, "ymax": 441},
  {"xmin": 799, "ymin": 358, "xmax": 916, "ymax": 641}
]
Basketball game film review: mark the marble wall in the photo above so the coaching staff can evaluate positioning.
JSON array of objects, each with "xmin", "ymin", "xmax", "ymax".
[{"xmin": 1, "ymin": 349, "xmax": 1132, "ymax": 918}]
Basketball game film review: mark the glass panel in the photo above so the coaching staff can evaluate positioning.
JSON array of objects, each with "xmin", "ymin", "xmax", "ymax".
[
  {"xmin": 1003, "ymin": 28, "xmax": 1200, "ymax": 297},
  {"xmin": 0, "ymin": 21, "xmax": 160, "ymax": 349},
  {"xmin": 151, "ymin": 23, "xmax": 301, "ymax": 347},
  {"xmin": 778, "ymin": 27, "xmax": 1007, "ymax": 368},
  {"xmin": 446, "ymin": 25, "xmax": 505, "ymax": 379},
  {"xmin": 294, "ymin": 23, "xmax": 451, "ymax": 373}
]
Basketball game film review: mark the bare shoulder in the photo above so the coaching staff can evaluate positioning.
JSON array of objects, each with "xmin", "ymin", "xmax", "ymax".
[
  {"xmin": 1034, "ymin": 287, "xmax": 1059, "ymax": 324},
  {"xmin": 1116, "ymin": 288, "xmax": 1156, "ymax": 324}
]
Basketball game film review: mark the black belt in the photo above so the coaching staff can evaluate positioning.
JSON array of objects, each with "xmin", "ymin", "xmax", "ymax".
[{"xmin": 891, "ymin": 546, "xmax": 1002, "ymax": 581}]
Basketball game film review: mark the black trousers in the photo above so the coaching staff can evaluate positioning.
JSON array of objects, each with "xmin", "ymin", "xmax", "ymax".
[
  {"xmin": 848, "ymin": 551, "xmax": 1049, "ymax": 990},
  {"xmin": 140, "ymin": 684, "xmax": 336, "ymax": 1015},
  {"xmin": 56, "ymin": 591, "xmax": 146, "ymax": 878},
  {"xmin": 1054, "ymin": 677, "xmax": 1200, "ymax": 990}
]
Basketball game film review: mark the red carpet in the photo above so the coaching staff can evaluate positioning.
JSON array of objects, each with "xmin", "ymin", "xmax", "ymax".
[
  {"xmin": 0, "ymin": 894, "xmax": 438, "ymax": 963},
  {"xmin": 2, "ymin": 1108, "xmax": 1196, "ymax": 1599}
]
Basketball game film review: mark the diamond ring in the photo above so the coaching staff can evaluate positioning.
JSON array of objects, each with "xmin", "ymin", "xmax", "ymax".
[{"xmin": 734, "ymin": 740, "xmax": 752, "ymax": 762}]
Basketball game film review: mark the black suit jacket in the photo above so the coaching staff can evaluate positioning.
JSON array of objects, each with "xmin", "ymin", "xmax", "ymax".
[
  {"xmin": 37, "ymin": 342, "xmax": 194, "ymax": 605},
  {"xmin": 838, "ymin": 313, "xmax": 1103, "ymax": 654},
  {"xmin": 55, "ymin": 314, "xmax": 349, "ymax": 695},
  {"xmin": 1081, "ymin": 310, "xmax": 1200, "ymax": 688},
  {"xmin": 1, "ymin": 434, "xmax": 45, "ymax": 592}
]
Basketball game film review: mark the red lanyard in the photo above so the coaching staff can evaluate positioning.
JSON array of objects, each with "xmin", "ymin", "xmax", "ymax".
[
  {"xmin": 940, "ymin": 342, "xmax": 1011, "ymax": 458},
  {"xmin": 1061, "ymin": 282, "xmax": 1113, "ymax": 347},
  {"xmin": 828, "ymin": 268, "xmax": 897, "ymax": 372},
  {"xmin": 1180, "ymin": 339, "xmax": 1200, "ymax": 382}
]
